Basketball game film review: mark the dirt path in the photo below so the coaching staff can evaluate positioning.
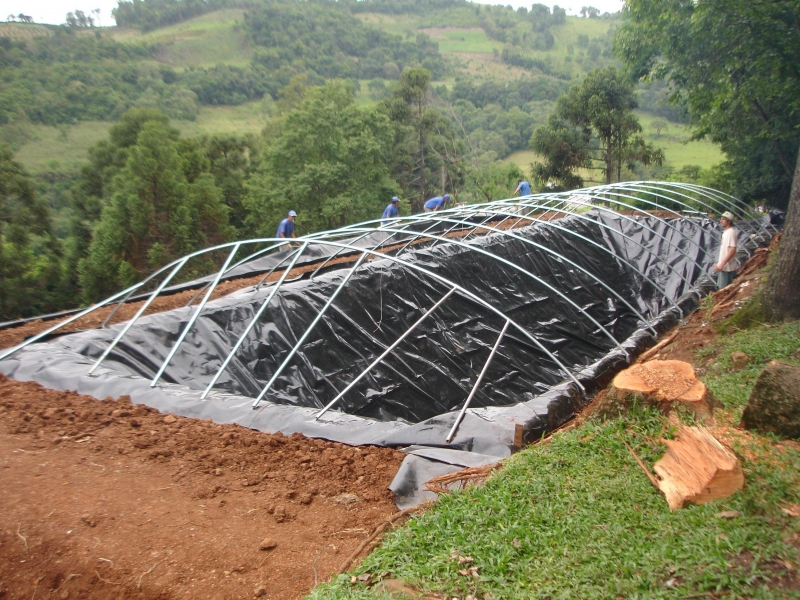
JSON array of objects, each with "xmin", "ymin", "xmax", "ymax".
[{"xmin": 0, "ymin": 377, "xmax": 404, "ymax": 599}]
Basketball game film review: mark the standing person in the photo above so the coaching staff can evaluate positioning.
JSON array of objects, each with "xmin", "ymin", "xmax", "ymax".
[
  {"xmin": 423, "ymin": 193, "xmax": 450, "ymax": 212},
  {"xmin": 514, "ymin": 179, "xmax": 531, "ymax": 196},
  {"xmin": 276, "ymin": 210, "xmax": 297, "ymax": 248},
  {"xmin": 381, "ymin": 196, "xmax": 400, "ymax": 225},
  {"xmin": 714, "ymin": 211, "xmax": 739, "ymax": 289}
]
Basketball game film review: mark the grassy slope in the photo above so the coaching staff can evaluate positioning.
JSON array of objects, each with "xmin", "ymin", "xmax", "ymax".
[
  {"xmin": 123, "ymin": 9, "xmax": 252, "ymax": 69},
  {"xmin": 310, "ymin": 316, "xmax": 800, "ymax": 599},
  {"xmin": 13, "ymin": 101, "xmax": 268, "ymax": 174}
]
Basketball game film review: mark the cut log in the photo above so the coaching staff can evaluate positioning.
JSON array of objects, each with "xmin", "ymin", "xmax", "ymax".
[
  {"xmin": 653, "ymin": 426, "xmax": 743, "ymax": 510},
  {"xmin": 595, "ymin": 360, "xmax": 716, "ymax": 422}
]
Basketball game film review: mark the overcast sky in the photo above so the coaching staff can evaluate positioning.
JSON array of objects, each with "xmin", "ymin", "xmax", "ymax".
[{"xmin": 9, "ymin": 0, "xmax": 624, "ymax": 26}]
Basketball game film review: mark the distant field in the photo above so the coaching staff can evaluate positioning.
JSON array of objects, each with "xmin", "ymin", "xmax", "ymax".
[
  {"xmin": 355, "ymin": 12, "xmax": 421, "ymax": 37},
  {"xmin": 177, "ymin": 101, "xmax": 268, "ymax": 137},
  {"xmin": 126, "ymin": 9, "xmax": 252, "ymax": 69},
  {"xmin": 0, "ymin": 23, "xmax": 52, "ymax": 38},
  {"xmin": 14, "ymin": 122, "xmax": 112, "ymax": 174},
  {"xmin": 420, "ymin": 27, "xmax": 500, "ymax": 53},
  {"xmin": 635, "ymin": 110, "xmax": 725, "ymax": 168},
  {"xmin": 11, "ymin": 101, "xmax": 268, "ymax": 174}
]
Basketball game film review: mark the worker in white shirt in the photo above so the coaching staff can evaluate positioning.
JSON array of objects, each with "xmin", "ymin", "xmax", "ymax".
[{"xmin": 714, "ymin": 211, "xmax": 739, "ymax": 289}]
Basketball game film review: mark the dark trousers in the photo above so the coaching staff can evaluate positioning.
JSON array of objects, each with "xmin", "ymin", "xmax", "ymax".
[{"xmin": 717, "ymin": 270, "xmax": 735, "ymax": 289}]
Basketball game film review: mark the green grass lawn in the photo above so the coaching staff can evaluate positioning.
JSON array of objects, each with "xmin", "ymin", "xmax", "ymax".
[
  {"xmin": 636, "ymin": 111, "xmax": 726, "ymax": 169},
  {"xmin": 124, "ymin": 9, "xmax": 252, "ymax": 69},
  {"xmin": 176, "ymin": 101, "xmax": 268, "ymax": 137},
  {"xmin": 309, "ymin": 317, "xmax": 800, "ymax": 599}
]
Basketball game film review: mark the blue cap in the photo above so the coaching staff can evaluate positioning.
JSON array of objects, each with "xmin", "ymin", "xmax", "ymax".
[
  {"xmin": 443, "ymin": 194, "xmax": 451, "ymax": 200},
  {"xmin": 288, "ymin": 210, "xmax": 297, "ymax": 217},
  {"xmin": 391, "ymin": 196, "xmax": 400, "ymax": 203}
]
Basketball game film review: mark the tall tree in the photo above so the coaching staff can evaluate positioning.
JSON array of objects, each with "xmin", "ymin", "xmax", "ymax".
[
  {"xmin": 762, "ymin": 148, "xmax": 800, "ymax": 320},
  {"xmin": 79, "ymin": 121, "xmax": 233, "ymax": 301},
  {"xmin": 0, "ymin": 145, "xmax": 62, "ymax": 319},
  {"xmin": 531, "ymin": 67, "xmax": 662, "ymax": 188},
  {"xmin": 244, "ymin": 80, "xmax": 398, "ymax": 236},
  {"xmin": 63, "ymin": 109, "xmax": 176, "ymax": 300},
  {"xmin": 615, "ymin": 0, "xmax": 800, "ymax": 318},
  {"xmin": 383, "ymin": 68, "xmax": 464, "ymax": 210},
  {"xmin": 615, "ymin": 0, "xmax": 800, "ymax": 209}
]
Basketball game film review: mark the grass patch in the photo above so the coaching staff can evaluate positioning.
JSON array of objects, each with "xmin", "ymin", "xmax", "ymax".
[
  {"xmin": 12, "ymin": 121, "xmax": 112, "ymax": 174},
  {"xmin": 420, "ymin": 28, "xmax": 500, "ymax": 54},
  {"xmin": 310, "ymin": 321, "xmax": 800, "ymax": 599},
  {"xmin": 175, "ymin": 101, "xmax": 269, "ymax": 137},
  {"xmin": 703, "ymin": 320, "xmax": 800, "ymax": 420},
  {"xmin": 636, "ymin": 111, "xmax": 725, "ymax": 169},
  {"xmin": 126, "ymin": 9, "xmax": 251, "ymax": 69}
]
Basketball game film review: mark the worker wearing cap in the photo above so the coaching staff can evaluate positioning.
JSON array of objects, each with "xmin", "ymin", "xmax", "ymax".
[
  {"xmin": 514, "ymin": 179, "xmax": 531, "ymax": 196},
  {"xmin": 714, "ymin": 211, "xmax": 739, "ymax": 289},
  {"xmin": 424, "ymin": 193, "xmax": 451, "ymax": 212},
  {"xmin": 276, "ymin": 210, "xmax": 297, "ymax": 248},
  {"xmin": 381, "ymin": 196, "xmax": 400, "ymax": 225}
]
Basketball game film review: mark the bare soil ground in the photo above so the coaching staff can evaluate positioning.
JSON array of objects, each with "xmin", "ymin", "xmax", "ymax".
[{"xmin": 0, "ymin": 381, "xmax": 404, "ymax": 599}]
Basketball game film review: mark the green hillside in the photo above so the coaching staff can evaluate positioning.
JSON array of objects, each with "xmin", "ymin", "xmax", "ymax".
[
  {"xmin": 4, "ymin": 4, "xmax": 720, "ymax": 179},
  {"xmin": 129, "ymin": 9, "xmax": 252, "ymax": 69}
]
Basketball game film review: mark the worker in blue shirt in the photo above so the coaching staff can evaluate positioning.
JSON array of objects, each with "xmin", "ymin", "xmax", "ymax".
[
  {"xmin": 423, "ymin": 193, "xmax": 451, "ymax": 212},
  {"xmin": 514, "ymin": 179, "xmax": 531, "ymax": 196},
  {"xmin": 381, "ymin": 196, "xmax": 400, "ymax": 225},
  {"xmin": 276, "ymin": 210, "xmax": 296, "ymax": 248}
]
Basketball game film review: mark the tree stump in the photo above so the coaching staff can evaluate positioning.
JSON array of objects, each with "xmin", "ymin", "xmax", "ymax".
[
  {"xmin": 653, "ymin": 426, "xmax": 743, "ymax": 510},
  {"xmin": 593, "ymin": 360, "xmax": 717, "ymax": 422}
]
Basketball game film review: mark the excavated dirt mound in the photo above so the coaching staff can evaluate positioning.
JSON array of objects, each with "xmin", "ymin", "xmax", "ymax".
[{"xmin": 0, "ymin": 375, "xmax": 404, "ymax": 599}]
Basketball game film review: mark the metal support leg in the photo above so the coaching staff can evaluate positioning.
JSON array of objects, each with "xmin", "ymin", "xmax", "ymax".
[
  {"xmin": 446, "ymin": 319, "xmax": 510, "ymax": 444},
  {"xmin": 315, "ymin": 287, "xmax": 457, "ymax": 420}
]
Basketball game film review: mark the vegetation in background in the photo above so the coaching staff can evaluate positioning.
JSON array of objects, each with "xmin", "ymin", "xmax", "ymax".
[
  {"xmin": 245, "ymin": 80, "xmax": 397, "ymax": 236},
  {"xmin": 0, "ymin": 145, "xmax": 62, "ymax": 319},
  {"xmin": 0, "ymin": 0, "xmax": 736, "ymax": 317},
  {"xmin": 382, "ymin": 68, "xmax": 464, "ymax": 210},
  {"xmin": 79, "ymin": 116, "xmax": 234, "ymax": 301},
  {"xmin": 616, "ymin": 0, "xmax": 799, "ymax": 211},
  {"xmin": 531, "ymin": 67, "xmax": 662, "ymax": 189}
]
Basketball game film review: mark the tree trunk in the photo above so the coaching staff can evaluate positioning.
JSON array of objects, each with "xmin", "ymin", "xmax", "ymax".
[
  {"xmin": 417, "ymin": 99, "xmax": 425, "ymax": 206},
  {"xmin": 761, "ymin": 144, "xmax": 800, "ymax": 320}
]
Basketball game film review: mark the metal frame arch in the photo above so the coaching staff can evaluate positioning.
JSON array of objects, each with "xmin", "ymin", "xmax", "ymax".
[
  {"xmin": 378, "ymin": 215, "xmax": 668, "ymax": 329},
  {"xmin": 609, "ymin": 181, "xmax": 766, "ymax": 241},
  {"xmin": 371, "ymin": 225, "xmax": 632, "ymax": 356},
  {"xmin": 614, "ymin": 181, "xmax": 767, "ymax": 233},
  {"xmin": 406, "ymin": 207, "xmax": 689, "ymax": 315},
  {"xmin": 446, "ymin": 192, "xmax": 707, "ymax": 278},
  {"xmin": 442, "ymin": 197, "xmax": 706, "ymax": 302},
  {"xmin": 534, "ymin": 189, "xmax": 712, "ymax": 263},
  {"xmin": 244, "ymin": 238, "xmax": 586, "ymax": 409}
]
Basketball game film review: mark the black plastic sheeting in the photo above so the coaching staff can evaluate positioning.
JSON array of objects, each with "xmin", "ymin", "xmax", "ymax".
[{"xmin": 0, "ymin": 211, "xmax": 766, "ymax": 506}]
